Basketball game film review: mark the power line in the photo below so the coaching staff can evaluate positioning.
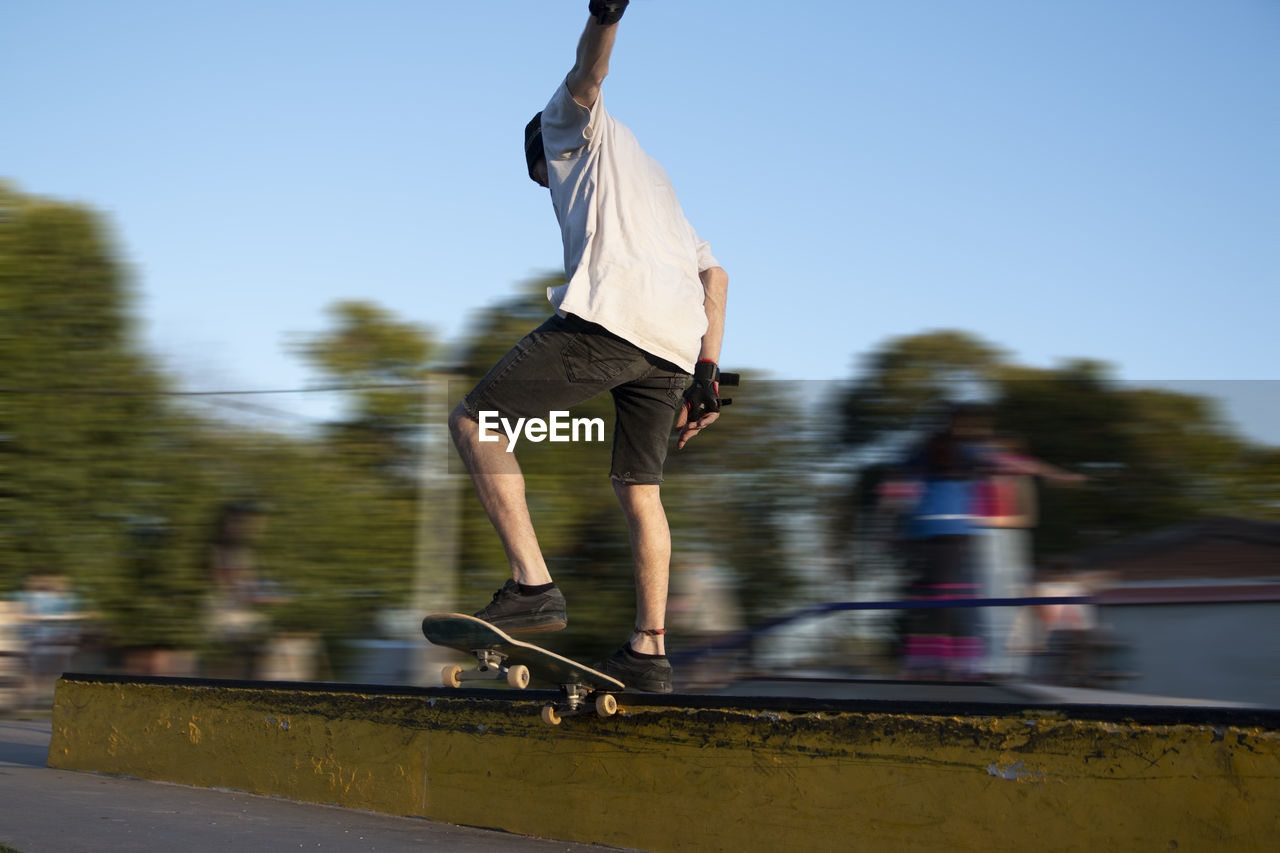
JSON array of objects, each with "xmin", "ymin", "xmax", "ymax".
[
  {"xmin": 0, "ymin": 382, "xmax": 426, "ymax": 397},
  {"xmin": 1, "ymin": 383, "xmax": 426, "ymax": 424},
  {"xmin": 180, "ymin": 395, "xmax": 326, "ymax": 424}
]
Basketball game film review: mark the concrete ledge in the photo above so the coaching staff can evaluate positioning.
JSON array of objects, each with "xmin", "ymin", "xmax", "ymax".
[{"xmin": 49, "ymin": 674, "xmax": 1279, "ymax": 851}]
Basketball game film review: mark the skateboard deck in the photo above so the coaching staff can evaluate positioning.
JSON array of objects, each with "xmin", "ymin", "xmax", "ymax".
[{"xmin": 421, "ymin": 612, "xmax": 624, "ymax": 724}]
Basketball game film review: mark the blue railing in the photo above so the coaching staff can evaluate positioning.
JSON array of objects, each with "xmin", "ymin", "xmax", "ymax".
[{"xmin": 669, "ymin": 596, "xmax": 1091, "ymax": 665}]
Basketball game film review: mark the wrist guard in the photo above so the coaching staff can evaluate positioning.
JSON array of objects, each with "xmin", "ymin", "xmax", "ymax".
[
  {"xmin": 682, "ymin": 360, "xmax": 740, "ymax": 421},
  {"xmin": 589, "ymin": 0, "xmax": 629, "ymax": 26}
]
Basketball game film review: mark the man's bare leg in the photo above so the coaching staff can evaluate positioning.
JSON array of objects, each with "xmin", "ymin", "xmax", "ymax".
[
  {"xmin": 449, "ymin": 403, "xmax": 552, "ymax": 586},
  {"xmin": 613, "ymin": 481, "xmax": 670, "ymax": 656}
]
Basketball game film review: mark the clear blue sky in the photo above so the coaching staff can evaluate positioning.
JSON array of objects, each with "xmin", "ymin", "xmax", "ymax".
[{"xmin": 4, "ymin": 1, "xmax": 1278, "ymax": 434}]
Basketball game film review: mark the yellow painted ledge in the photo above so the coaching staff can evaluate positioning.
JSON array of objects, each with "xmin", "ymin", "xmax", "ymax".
[{"xmin": 49, "ymin": 675, "xmax": 1279, "ymax": 852}]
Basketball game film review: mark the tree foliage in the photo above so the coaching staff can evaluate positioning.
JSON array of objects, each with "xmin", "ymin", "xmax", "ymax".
[
  {"xmin": 835, "ymin": 330, "xmax": 1006, "ymax": 448},
  {"xmin": 1, "ymin": 185, "xmax": 434, "ymax": 659},
  {"xmin": 5, "ymin": 180, "xmax": 1275, "ymax": 674},
  {"xmin": 0, "ymin": 182, "xmax": 206, "ymax": 645},
  {"xmin": 833, "ymin": 331, "xmax": 1280, "ymax": 568},
  {"xmin": 293, "ymin": 301, "xmax": 437, "ymax": 478}
]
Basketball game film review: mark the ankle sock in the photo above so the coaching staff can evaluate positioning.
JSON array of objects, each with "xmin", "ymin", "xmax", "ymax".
[
  {"xmin": 625, "ymin": 645, "xmax": 667, "ymax": 661},
  {"xmin": 517, "ymin": 582, "xmax": 555, "ymax": 596}
]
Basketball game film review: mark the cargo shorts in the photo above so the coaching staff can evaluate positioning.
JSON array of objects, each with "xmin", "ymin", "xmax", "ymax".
[{"xmin": 461, "ymin": 314, "xmax": 689, "ymax": 485}]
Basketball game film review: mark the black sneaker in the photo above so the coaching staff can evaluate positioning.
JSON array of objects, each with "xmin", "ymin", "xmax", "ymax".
[
  {"xmin": 473, "ymin": 580, "xmax": 567, "ymax": 634},
  {"xmin": 600, "ymin": 645, "xmax": 674, "ymax": 693}
]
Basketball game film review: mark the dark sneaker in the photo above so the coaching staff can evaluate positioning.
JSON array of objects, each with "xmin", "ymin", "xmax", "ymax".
[
  {"xmin": 600, "ymin": 645, "xmax": 674, "ymax": 693},
  {"xmin": 473, "ymin": 580, "xmax": 567, "ymax": 634}
]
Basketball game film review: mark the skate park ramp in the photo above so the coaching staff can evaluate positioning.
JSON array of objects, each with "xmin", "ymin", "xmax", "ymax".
[{"xmin": 48, "ymin": 673, "xmax": 1279, "ymax": 852}]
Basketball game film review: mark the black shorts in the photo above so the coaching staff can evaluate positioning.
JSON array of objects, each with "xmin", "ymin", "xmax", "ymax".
[{"xmin": 461, "ymin": 314, "xmax": 688, "ymax": 485}]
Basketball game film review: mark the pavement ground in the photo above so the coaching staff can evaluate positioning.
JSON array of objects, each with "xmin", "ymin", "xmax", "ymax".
[{"xmin": 0, "ymin": 718, "xmax": 614, "ymax": 853}]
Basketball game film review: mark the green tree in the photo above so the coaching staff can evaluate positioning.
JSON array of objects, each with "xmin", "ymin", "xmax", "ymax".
[
  {"xmin": 835, "ymin": 329, "xmax": 1006, "ymax": 449},
  {"xmin": 294, "ymin": 300, "xmax": 437, "ymax": 477},
  {"xmin": 230, "ymin": 299, "xmax": 445, "ymax": 666},
  {"xmin": 994, "ymin": 362, "xmax": 1280, "ymax": 552},
  {"xmin": 0, "ymin": 182, "xmax": 205, "ymax": 647},
  {"xmin": 832, "ymin": 331, "xmax": 1280, "ymax": 572},
  {"xmin": 0, "ymin": 185, "xmax": 426, "ymax": 659},
  {"xmin": 180, "ymin": 425, "xmax": 421, "ymax": 670}
]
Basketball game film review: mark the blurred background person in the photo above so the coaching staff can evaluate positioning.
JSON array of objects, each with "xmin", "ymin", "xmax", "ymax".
[
  {"xmin": 13, "ymin": 574, "xmax": 85, "ymax": 707},
  {"xmin": 0, "ymin": 595, "xmax": 21, "ymax": 712},
  {"xmin": 893, "ymin": 405, "xmax": 1083, "ymax": 680},
  {"xmin": 895, "ymin": 406, "xmax": 991, "ymax": 679},
  {"xmin": 202, "ymin": 501, "xmax": 282, "ymax": 679}
]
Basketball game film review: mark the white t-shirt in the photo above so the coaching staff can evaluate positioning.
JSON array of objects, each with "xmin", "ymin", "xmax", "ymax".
[{"xmin": 540, "ymin": 81, "xmax": 718, "ymax": 373}]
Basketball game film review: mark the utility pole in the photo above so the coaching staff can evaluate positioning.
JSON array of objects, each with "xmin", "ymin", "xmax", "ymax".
[{"xmin": 410, "ymin": 373, "xmax": 460, "ymax": 685}]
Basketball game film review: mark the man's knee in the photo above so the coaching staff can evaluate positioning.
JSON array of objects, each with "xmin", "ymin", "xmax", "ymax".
[{"xmin": 613, "ymin": 481, "xmax": 663, "ymax": 514}]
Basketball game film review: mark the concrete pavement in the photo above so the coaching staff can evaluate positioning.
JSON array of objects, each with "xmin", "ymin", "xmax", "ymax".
[{"xmin": 0, "ymin": 718, "xmax": 612, "ymax": 853}]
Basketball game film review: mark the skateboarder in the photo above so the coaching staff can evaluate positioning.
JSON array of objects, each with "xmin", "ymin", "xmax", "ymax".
[{"xmin": 448, "ymin": 0, "xmax": 730, "ymax": 693}]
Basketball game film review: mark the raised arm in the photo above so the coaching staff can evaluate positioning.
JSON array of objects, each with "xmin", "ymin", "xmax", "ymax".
[
  {"xmin": 994, "ymin": 451, "xmax": 1088, "ymax": 484},
  {"xmin": 566, "ymin": 1, "xmax": 628, "ymax": 107}
]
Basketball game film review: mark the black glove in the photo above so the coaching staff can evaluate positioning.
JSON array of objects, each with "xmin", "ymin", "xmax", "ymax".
[
  {"xmin": 682, "ymin": 360, "xmax": 739, "ymax": 421},
  {"xmin": 589, "ymin": 0, "xmax": 629, "ymax": 26}
]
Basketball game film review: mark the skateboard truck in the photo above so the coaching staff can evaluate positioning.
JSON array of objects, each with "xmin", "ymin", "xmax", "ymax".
[
  {"xmin": 442, "ymin": 649, "xmax": 531, "ymax": 690},
  {"xmin": 542, "ymin": 684, "xmax": 618, "ymax": 726},
  {"xmin": 441, "ymin": 648, "xmax": 619, "ymax": 725}
]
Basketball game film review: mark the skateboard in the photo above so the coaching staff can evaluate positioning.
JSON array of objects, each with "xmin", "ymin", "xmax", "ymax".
[{"xmin": 421, "ymin": 612, "xmax": 624, "ymax": 725}]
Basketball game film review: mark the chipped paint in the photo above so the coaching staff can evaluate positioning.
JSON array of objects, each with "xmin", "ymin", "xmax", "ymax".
[
  {"xmin": 986, "ymin": 760, "xmax": 1039, "ymax": 781},
  {"xmin": 49, "ymin": 676, "xmax": 1280, "ymax": 852}
]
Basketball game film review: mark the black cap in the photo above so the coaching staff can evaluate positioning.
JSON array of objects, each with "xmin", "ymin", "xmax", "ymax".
[{"xmin": 524, "ymin": 112, "xmax": 544, "ymax": 182}]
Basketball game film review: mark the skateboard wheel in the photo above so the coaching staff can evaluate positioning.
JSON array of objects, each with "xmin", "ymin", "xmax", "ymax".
[
  {"xmin": 541, "ymin": 705, "xmax": 562, "ymax": 726},
  {"xmin": 441, "ymin": 664, "xmax": 463, "ymax": 688},
  {"xmin": 595, "ymin": 693, "xmax": 618, "ymax": 718},
  {"xmin": 507, "ymin": 664, "xmax": 530, "ymax": 689}
]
